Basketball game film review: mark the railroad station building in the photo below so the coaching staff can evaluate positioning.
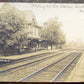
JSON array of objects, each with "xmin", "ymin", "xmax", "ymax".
[{"xmin": 23, "ymin": 10, "xmax": 50, "ymax": 51}]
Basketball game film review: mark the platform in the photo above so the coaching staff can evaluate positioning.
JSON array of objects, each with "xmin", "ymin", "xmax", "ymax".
[
  {"xmin": 0, "ymin": 49, "xmax": 60, "ymax": 60},
  {"xmin": 66, "ymin": 52, "xmax": 84, "ymax": 82}
]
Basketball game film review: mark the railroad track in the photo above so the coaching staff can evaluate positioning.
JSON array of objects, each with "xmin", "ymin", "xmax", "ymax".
[
  {"xmin": 0, "ymin": 51, "xmax": 74, "ymax": 81},
  {"xmin": 0, "ymin": 51, "xmax": 65, "ymax": 73},
  {"xmin": 52, "ymin": 53, "xmax": 82, "ymax": 82},
  {"xmin": 20, "ymin": 52, "xmax": 82, "ymax": 82}
]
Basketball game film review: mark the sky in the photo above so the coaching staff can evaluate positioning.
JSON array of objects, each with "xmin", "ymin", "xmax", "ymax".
[{"xmin": 0, "ymin": 3, "xmax": 84, "ymax": 43}]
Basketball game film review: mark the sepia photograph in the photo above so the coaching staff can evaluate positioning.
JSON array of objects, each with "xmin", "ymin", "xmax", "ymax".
[{"xmin": 0, "ymin": 3, "xmax": 84, "ymax": 82}]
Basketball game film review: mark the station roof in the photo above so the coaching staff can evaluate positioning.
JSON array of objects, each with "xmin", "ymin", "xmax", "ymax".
[
  {"xmin": 28, "ymin": 36, "xmax": 55, "ymax": 44},
  {"xmin": 28, "ymin": 36, "xmax": 48, "ymax": 41}
]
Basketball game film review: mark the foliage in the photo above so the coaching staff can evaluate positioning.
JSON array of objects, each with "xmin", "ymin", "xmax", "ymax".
[
  {"xmin": 41, "ymin": 17, "xmax": 66, "ymax": 48},
  {"xmin": 0, "ymin": 3, "xmax": 29, "ymax": 50}
]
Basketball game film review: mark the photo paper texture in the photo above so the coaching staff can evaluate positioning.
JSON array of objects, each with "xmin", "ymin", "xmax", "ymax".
[{"xmin": 0, "ymin": 3, "xmax": 84, "ymax": 82}]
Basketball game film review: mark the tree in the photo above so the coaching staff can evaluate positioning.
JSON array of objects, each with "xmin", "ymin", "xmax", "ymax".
[
  {"xmin": 0, "ymin": 3, "xmax": 29, "ymax": 54},
  {"xmin": 41, "ymin": 17, "xmax": 66, "ymax": 49}
]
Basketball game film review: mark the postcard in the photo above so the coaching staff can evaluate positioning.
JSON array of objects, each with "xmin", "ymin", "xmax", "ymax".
[{"xmin": 0, "ymin": 3, "xmax": 84, "ymax": 82}]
